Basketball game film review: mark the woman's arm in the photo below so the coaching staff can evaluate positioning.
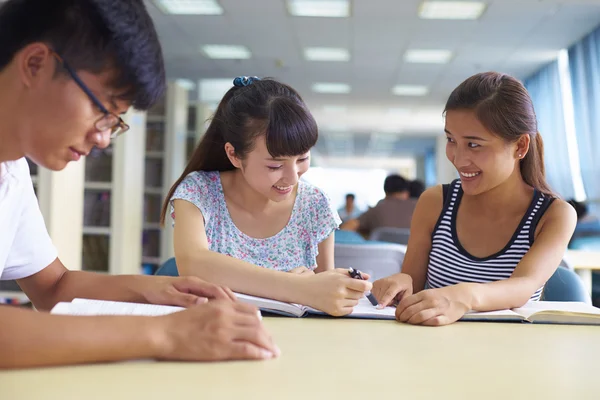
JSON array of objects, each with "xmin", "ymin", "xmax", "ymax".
[
  {"xmin": 371, "ymin": 186, "xmax": 443, "ymax": 306},
  {"xmin": 173, "ymin": 200, "xmax": 372, "ymax": 316},
  {"xmin": 314, "ymin": 232, "xmax": 335, "ymax": 273},
  {"xmin": 173, "ymin": 201, "xmax": 302, "ymax": 301},
  {"xmin": 465, "ymin": 199, "xmax": 577, "ymax": 311},
  {"xmin": 400, "ymin": 186, "xmax": 444, "ymax": 291}
]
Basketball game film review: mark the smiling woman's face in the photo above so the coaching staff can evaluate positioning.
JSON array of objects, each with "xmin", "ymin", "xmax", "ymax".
[
  {"xmin": 444, "ymin": 109, "xmax": 521, "ymax": 195},
  {"xmin": 226, "ymin": 135, "xmax": 311, "ymax": 202}
]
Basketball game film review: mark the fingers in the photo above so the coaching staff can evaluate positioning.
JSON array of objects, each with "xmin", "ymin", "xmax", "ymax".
[
  {"xmin": 223, "ymin": 286, "xmax": 238, "ymax": 302},
  {"xmin": 233, "ymin": 312, "xmax": 267, "ymax": 327},
  {"xmin": 395, "ymin": 294, "xmax": 423, "ymax": 321},
  {"xmin": 422, "ymin": 315, "xmax": 450, "ymax": 326},
  {"xmin": 345, "ymin": 277, "xmax": 373, "ymax": 292},
  {"xmin": 406, "ymin": 307, "xmax": 439, "ymax": 325},
  {"xmin": 377, "ymin": 285, "xmax": 401, "ymax": 308},
  {"xmin": 175, "ymin": 277, "xmax": 233, "ymax": 301},
  {"xmin": 345, "ymin": 287, "xmax": 368, "ymax": 300},
  {"xmin": 231, "ymin": 327, "xmax": 280, "ymax": 357},
  {"xmin": 166, "ymin": 291, "xmax": 208, "ymax": 307},
  {"xmin": 227, "ymin": 342, "xmax": 278, "ymax": 360}
]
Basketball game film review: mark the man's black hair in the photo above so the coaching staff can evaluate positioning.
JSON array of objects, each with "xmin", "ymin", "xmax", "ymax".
[
  {"xmin": 0, "ymin": 0, "xmax": 166, "ymax": 110},
  {"xmin": 383, "ymin": 174, "xmax": 409, "ymax": 195}
]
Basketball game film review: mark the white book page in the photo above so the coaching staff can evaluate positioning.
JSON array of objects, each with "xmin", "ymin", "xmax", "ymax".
[
  {"xmin": 235, "ymin": 293, "xmax": 306, "ymax": 317},
  {"xmin": 347, "ymin": 297, "xmax": 396, "ymax": 319},
  {"xmin": 50, "ymin": 298, "xmax": 185, "ymax": 316},
  {"xmin": 513, "ymin": 301, "xmax": 600, "ymax": 320}
]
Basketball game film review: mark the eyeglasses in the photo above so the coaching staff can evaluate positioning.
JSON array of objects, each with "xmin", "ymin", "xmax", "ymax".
[{"xmin": 51, "ymin": 51, "xmax": 129, "ymax": 139}]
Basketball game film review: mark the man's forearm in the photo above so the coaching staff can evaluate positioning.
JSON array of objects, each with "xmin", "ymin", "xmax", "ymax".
[
  {"xmin": 40, "ymin": 271, "xmax": 154, "ymax": 311},
  {"xmin": 0, "ymin": 305, "xmax": 160, "ymax": 369}
]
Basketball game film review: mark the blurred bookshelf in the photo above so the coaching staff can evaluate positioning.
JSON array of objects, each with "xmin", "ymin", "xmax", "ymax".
[
  {"xmin": 143, "ymin": 100, "xmax": 166, "ymax": 275},
  {"xmin": 82, "ymin": 146, "xmax": 113, "ymax": 273},
  {"xmin": 141, "ymin": 81, "xmax": 190, "ymax": 274},
  {"xmin": 80, "ymin": 109, "xmax": 147, "ymax": 275}
]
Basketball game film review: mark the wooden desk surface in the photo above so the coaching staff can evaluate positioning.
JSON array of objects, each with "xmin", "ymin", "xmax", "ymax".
[{"xmin": 2, "ymin": 317, "xmax": 599, "ymax": 400}]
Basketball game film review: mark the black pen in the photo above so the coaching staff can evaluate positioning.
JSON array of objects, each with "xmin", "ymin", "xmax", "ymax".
[{"xmin": 348, "ymin": 267, "xmax": 379, "ymax": 306}]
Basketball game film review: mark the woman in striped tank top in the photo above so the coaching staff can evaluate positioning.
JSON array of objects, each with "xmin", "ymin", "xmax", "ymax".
[{"xmin": 372, "ymin": 72, "xmax": 577, "ymax": 326}]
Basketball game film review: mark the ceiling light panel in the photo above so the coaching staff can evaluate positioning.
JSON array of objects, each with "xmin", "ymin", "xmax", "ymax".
[
  {"xmin": 154, "ymin": 0, "xmax": 224, "ymax": 15},
  {"xmin": 287, "ymin": 0, "xmax": 350, "ymax": 17},
  {"xmin": 418, "ymin": 1, "xmax": 486, "ymax": 20}
]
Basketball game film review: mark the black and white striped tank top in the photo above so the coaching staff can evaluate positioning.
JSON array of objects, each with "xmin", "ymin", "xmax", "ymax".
[{"xmin": 426, "ymin": 179, "xmax": 554, "ymax": 301}]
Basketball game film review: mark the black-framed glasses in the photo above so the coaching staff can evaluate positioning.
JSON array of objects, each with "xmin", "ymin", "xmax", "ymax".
[{"xmin": 51, "ymin": 51, "xmax": 129, "ymax": 139}]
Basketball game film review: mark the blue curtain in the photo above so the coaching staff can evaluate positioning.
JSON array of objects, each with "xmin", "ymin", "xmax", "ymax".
[
  {"xmin": 424, "ymin": 148, "xmax": 436, "ymax": 188},
  {"xmin": 525, "ymin": 61, "xmax": 575, "ymax": 198},
  {"xmin": 569, "ymin": 28, "xmax": 600, "ymax": 206}
]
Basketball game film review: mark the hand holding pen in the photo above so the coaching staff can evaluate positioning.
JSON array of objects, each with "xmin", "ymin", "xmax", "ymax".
[{"xmin": 348, "ymin": 268, "xmax": 379, "ymax": 306}]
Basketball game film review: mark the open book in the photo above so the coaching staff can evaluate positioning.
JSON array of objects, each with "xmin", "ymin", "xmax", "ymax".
[
  {"xmin": 460, "ymin": 301, "xmax": 600, "ymax": 325},
  {"xmin": 235, "ymin": 293, "xmax": 396, "ymax": 319},
  {"xmin": 50, "ymin": 295, "xmax": 395, "ymax": 319},
  {"xmin": 50, "ymin": 298, "xmax": 186, "ymax": 316}
]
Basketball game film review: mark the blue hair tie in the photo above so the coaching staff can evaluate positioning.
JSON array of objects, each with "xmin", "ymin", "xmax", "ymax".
[{"xmin": 233, "ymin": 76, "xmax": 260, "ymax": 87}]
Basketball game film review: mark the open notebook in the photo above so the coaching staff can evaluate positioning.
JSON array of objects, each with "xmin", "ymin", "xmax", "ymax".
[
  {"xmin": 235, "ymin": 293, "xmax": 396, "ymax": 319},
  {"xmin": 461, "ymin": 301, "xmax": 600, "ymax": 325},
  {"xmin": 50, "ymin": 297, "xmax": 600, "ymax": 325},
  {"xmin": 50, "ymin": 298, "xmax": 186, "ymax": 316},
  {"xmin": 50, "ymin": 296, "xmax": 396, "ymax": 319},
  {"xmin": 235, "ymin": 294, "xmax": 600, "ymax": 325}
]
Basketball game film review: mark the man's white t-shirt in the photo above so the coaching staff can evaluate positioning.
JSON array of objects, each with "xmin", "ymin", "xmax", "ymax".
[{"xmin": 0, "ymin": 158, "xmax": 57, "ymax": 280}]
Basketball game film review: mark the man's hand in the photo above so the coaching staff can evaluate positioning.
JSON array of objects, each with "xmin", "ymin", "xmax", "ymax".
[
  {"xmin": 141, "ymin": 276, "xmax": 237, "ymax": 308},
  {"xmin": 153, "ymin": 300, "xmax": 280, "ymax": 361}
]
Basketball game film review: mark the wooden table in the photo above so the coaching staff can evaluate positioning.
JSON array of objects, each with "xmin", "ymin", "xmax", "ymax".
[
  {"xmin": 1, "ymin": 317, "xmax": 599, "ymax": 400},
  {"xmin": 565, "ymin": 249, "xmax": 600, "ymax": 295}
]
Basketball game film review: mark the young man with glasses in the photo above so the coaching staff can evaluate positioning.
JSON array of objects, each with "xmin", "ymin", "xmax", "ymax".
[{"xmin": 0, "ymin": 0, "xmax": 278, "ymax": 369}]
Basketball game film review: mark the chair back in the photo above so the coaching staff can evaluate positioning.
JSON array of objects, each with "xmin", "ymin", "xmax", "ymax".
[
  {"xmin": 155, "ymin": 257, "xmax": 179, "ymax": 277},
  {"xmin": 369, "ymin": 227, "xmax": 411, "ymax": 245},
  {"xmin": 334, "ymin": 242, "xmax": 406, "ymax": 281},
  {"xmin": 335, "ymin": 230, "xmax": 367, "ymax": 244},
  {"xmin": 541, "ymin": 266, "xmax": 591, "ymax": 304}
]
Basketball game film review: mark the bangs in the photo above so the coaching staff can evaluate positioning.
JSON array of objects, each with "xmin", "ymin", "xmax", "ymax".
[{"xmin": 263, "ymin": 97, "xmax": 318, "ymax": 157}]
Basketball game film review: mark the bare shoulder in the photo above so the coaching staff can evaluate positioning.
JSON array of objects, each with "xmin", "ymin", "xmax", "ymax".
[
  {"xmin": 538, "ymin": 198, "xmax": 577, "ymax": 232},
  {"xmin": 415, "ymin": 185, "xmax": 444, "ymax": 212},
  {"xmin": 412, "ymin": 185, "xmax": 444, "ymax": 228}
]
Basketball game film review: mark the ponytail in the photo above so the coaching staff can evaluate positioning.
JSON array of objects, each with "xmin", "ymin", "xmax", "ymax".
[
  {"xmin": 520, "ymin": 132, "xmax": 555, "ymax": 197},
  {"xmin": 159, "ymin": 88, "xmax": 237, "ymax": 225}
]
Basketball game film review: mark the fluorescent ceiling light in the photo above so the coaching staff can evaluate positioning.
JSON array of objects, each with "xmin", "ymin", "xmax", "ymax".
[
  {"xmin": 201, "ymin": 45, "xmax": 251, "ymax": 59},
  {"xmin": 392, "ymin": 85, "xmax": 429, "ymax": 96},
  {"xmin": 154, "ymin": 0, "xmax": 223, "ymax": 15},
  {"xmin": 405, "ymin": 49, "xmax": 453, "ymax": 64},
  {"xmin": 323, "ymin": 105, "xmax": 348, "ymax": 113},
  {"xmin": 304, "ymin": 47, "xmax": 350, "ymax": 62},
  {"xmin": 418, "ymin": 1, "xmax": 486, "ymax": 20},
  {"xmin": 312, "ymin": 83, "xmax": 351, "ymax": 94},
  {"xmin": 287, "ymin": 0, "xmax": 350, "ymax": 17}
]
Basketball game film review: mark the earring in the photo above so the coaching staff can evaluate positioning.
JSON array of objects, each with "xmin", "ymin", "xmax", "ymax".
[{"xmin": 518, "ymin": 154, "xmax": 522, "ymax": 158}]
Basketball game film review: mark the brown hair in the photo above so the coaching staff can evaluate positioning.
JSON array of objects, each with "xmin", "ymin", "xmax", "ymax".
[
  {"xmin": 444, "ymin": 71, "xmax": 554, "ymax": 196},
  {"xmin": 160, "ymin": 77, "xmax": 318, "ymax": 225}
]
